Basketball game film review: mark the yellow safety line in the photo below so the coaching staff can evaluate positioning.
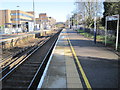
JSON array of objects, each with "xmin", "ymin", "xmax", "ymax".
[{"xmin": 67, "ymin": 35, "xmax": 92, "ymax": 90}]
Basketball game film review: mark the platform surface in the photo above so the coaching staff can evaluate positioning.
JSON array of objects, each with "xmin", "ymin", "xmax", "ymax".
[
  {"xmin": 40, "ymin": 28, "xmax": 119, "ymax": 89},
  {"xmin": 41, "ymin": 29, "xmax": 83, "ymax": 88},
  {"xmin": 67, "ymin": 29, "xmax": 118, "ymax": 88}
]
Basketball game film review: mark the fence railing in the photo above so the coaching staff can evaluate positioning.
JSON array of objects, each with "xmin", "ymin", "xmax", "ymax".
[
  {"xmin": 79, "ymin": 27, "xmax": 116, "ymax": 37},
  {"xmin": 0, "ymin": 28, "xmax": 24, "ymax": 34}
]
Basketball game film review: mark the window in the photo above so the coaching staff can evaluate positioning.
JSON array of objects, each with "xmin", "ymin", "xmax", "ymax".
[
  {"xmin": 11, "ymin": 18, "xmax": 21, "ymax": 21},
  {"xmin": 11, "ymin": 13, "xmax": 33, "ymax": 18},
  {"xmin": 11, "ymin": 18, "xmax": 33, "ymax": 21}
]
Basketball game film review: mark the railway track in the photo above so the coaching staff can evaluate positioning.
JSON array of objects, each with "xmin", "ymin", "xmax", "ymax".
[
  {"xmin": 1, "ymin": 30, "xmax": 61, "ymax": 89},
  {"xmin": 0, "ymin": 37, "xmax": 48, "ymax": 81},
  {"xmin": 0, "ymin": 37, "xmax": 47, "ymax": 68}
]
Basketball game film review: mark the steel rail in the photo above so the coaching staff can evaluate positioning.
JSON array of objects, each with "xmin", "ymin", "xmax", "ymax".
[
  {"xmin": 2, "ymin": 30, "xmax": 61, "ymax": 89},
  {"xmin": 0, "ymin": 37, "xmax": 49, "ymax": 81}
]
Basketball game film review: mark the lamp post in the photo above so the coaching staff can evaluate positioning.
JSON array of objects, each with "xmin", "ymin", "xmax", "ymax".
[
  {"xmin": 94, "ymin": 15, "xmax": 97, "ymax": 44},
  {"xmin": 41, "ymin": 17, "xmax": 43, "ymax": 35},
  {"xmin": 70, "ymin": 18, "xmax": 72, "ymax": 29},
  {"xmin": 94, "ymin": 1, "xmax": 97, "ymax": 44},
  {"xmin": 33, "ymin": 0, "xmax": 36, "ymax": 31},
  {"xmin": 76, "ymin": 2, "xmax": 79, "ymax": 29},
  {"xmin": 16, "ymin": 6, "xmax": 19, "ymax": 33}
]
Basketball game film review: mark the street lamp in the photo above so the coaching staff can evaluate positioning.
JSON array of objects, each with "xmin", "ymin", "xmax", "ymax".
[
  {"xmin": 33, "ymin": 0, "xmax": 36, "ymax": 31},
  {"xmin": 94, "ymin": 1, "xmax": 97, "ymax": 44},
  {"xmin": 70, "ymin": 17, "xmax": 72, "ymax": 28},
  {"xmin": 16, "ymin": 5, "xmax": 19, "ymax": 33}
]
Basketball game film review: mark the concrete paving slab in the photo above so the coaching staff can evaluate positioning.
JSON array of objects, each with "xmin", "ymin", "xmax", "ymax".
[
  {"xmin": 67, "ymin": 72, "xmax": 79, "ymax": 78},
  {"xmin": 67, "ymin": 77, "xmax": 82, "ymax": 84},
  {"xmin": 50, "ymin": 60, "xmax": 66, "ymax": 66},
  {"xmin": 66, "ymin": 66, "xmax": 78, "ymax": 73},
  {"xmin": 42, "ymin": 76, "xmax": 66, "ymax": 88},
  {"xmin": 47, "ymin": 65, "xmax": 66, "ymax": 76},
  {"xmin": 51, "ymin": 55, "xmax": 65, "ymax": 62},
  {"xmin": 67, "ymin": 83, "xmax": 83, "ymax": 88},
  {"xmin": 66, "ymin": 59, "xmax": 76, "ymax": 66}
]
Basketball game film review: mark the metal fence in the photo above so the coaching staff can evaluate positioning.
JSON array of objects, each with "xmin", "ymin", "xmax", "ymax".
[{"xmin": 79, "ymin": 27, "xmax": 116, "ymax": 37}]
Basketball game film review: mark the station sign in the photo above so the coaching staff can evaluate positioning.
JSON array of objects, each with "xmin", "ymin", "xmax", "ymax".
[
  {"xmin": 105, "ymin": 14, "xmax": 119, "ymax": 50},
  {"xmin": 107, "ymin": 15, "xmax": 119, "ymax": 21}
]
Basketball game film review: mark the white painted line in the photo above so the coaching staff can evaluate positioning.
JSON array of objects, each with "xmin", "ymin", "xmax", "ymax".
[{"xmin": 37, "ymin": 32, "xmax": 62, "ymax": 89}]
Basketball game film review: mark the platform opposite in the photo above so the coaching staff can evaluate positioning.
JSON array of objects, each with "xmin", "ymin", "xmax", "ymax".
[{"xmin": 41, "ymin": 29, "xmax": 83, "ymax": 88}]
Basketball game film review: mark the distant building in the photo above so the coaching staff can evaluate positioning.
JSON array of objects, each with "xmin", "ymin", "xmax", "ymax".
[
  {"xmin": 48, "ymin": 17, "xmax": 56, "ymax": 29},
  {"xmin": 36, "ymin": 13, "xmax": 56, "ymax": 30},
  {"xmin": 36, "ymin": 13, "xmax": 48, "ymax": 29},
  {"xmin": 26, "ymin": 11, "xmax": 34, "ymax": 15},
  {"xmin": 0, "ymin": 9, "xmax": 34, "ymax": 33},
  {"xmin": 39, "ymin": 13, "xmax": 48, "ymax": 21},
  {"xmin": 0, "ymin": 9, "xmax": 34, "ymax": 28}
]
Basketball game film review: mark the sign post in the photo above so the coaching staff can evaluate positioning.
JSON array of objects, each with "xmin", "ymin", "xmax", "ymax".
[{"xmin": 116, "ymin": 15, "xmax": 119, "ymax": 50}]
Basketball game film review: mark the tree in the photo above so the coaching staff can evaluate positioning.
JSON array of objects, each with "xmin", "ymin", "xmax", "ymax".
[{"xmin": 75, "ymin": 0, "xmax": 103, "ymax": 28}]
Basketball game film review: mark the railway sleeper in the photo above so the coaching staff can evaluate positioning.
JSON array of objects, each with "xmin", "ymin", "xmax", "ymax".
[
  {"xmin": 17, "ymin": 70, "xmax": 37, "ymax": 73},
  {"xmin": 18, "ymin": 66, "xmax": 39, "ymax": 70},
  {"xmin": 13, "ymin": 70, "xmax": 37, "ymax": 75},
  {"xmin": 2, "ymin": 64, "xmax": 38, "ymax": 77},
  {"xmin": 22, "ymin": 64, "xmax": 40, "ymax": 67},
  {"xmin": 24, "ymin": 62, "xmax": 41, "ymax": 64},
  {"xmin": 3, "ymin": 80, "xmax": 30, "ymax": 88},
  {"xmin": 6, "ymin": 75, "xmax": 33, "ymax": 81},
  {"xmin": 3, "ymin": 86, "xmax": 28, "ymax": 89},
  {"xmin": 12, "ymin": 74, "xmax": 33, "ymax": 78},
  {"xmin": 4, "ymin": 79, "xmax": 30, "ymax": 84}
]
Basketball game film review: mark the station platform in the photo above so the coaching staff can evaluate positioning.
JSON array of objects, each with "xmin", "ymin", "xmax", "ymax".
[
  {"xmin": 39, "ymin": 29, "xmax": 83, "ymax": 88},
  {"xmin": 38, "ymin": 28, "xmax": 119, "ymax": 89},
  {"xmin": 0, "ymin": 30, "xmax": 52, "ymax": 42}
]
